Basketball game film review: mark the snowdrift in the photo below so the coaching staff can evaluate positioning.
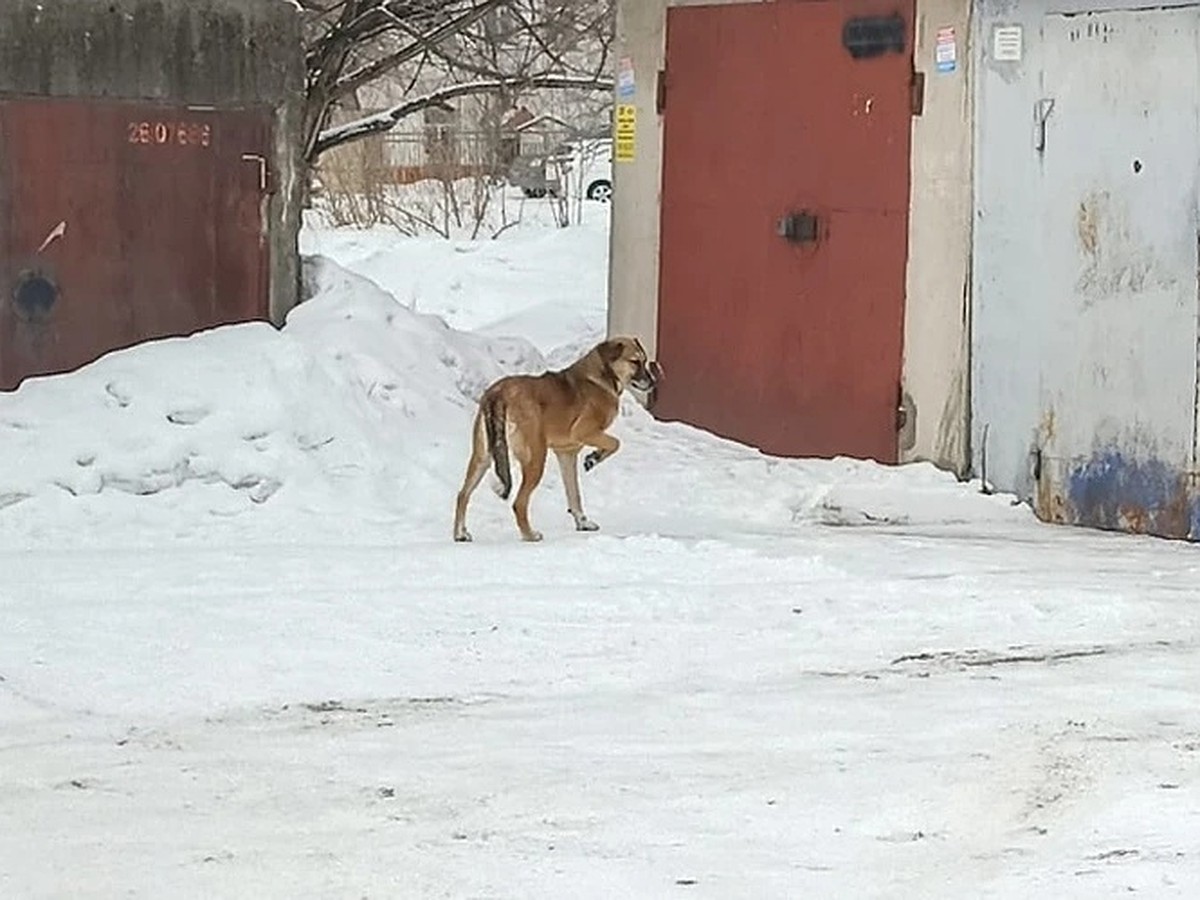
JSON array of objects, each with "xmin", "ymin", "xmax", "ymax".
[
  {"xmin": 0, "ymin": 258, "xmax": 543, "ymax": 546},
  {"xmin": 300, "ymin": 199, "xmax": 610, "ymax": 356},
  {"xmin": 0, "ymin": 255, "xmax": 1027, "ymax": 547}
]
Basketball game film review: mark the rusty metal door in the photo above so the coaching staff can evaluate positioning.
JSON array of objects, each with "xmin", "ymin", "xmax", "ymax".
[
  {"xmin": 0, "ymin": 98, "xmax": 271, "ymax": 390},
  {"xmin": 654, "ymin": 0, "xmax": 914, "ymax": 461},
  {"xmin": 1033, "ymin": 8, "xmax": 1200, "ymax": 538}
]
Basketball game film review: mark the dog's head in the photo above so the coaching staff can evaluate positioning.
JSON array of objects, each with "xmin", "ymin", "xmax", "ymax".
[{"xmin": 598, "ymin": 336, "xmax": 663, "ymax": 392}]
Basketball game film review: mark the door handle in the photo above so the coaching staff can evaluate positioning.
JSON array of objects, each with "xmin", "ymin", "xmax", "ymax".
[
  {"xmin": 777, "ymin": 211, "xmax": 819, "ymax": 243},
  {"xmin": 241, "ymin": 153, "xmax": 269, "ymax": 192},
  {"xmin": 1033, "ymin": 98, "xmax": 1055, "ymax": 153}
]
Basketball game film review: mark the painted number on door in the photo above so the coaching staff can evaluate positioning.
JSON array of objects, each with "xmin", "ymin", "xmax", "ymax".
[{"xmin": 126, "ymin": 121, "xmax": 213, "ymax": 147}]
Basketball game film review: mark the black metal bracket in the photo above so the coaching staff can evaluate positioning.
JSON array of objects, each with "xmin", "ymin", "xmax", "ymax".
[{"xmin": 776, "ymin": 211, "xmax": 819, "ymax": 244}]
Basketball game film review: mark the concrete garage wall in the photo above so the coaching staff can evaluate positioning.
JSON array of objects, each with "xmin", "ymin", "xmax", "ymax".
[
  {"xmin": 610, "ymin": 0, "xmax": 973, "ymax": 471},
  {"xmin": 0, "ymin": 0, "xmax": 307, "ymax": 324},
  {"xmin": 607, "ymin": 0, "xmax": 668, "ymax": 358},
  {"xmin": 608, "ymin": 0, "xmax": 767, "ymax": 359},
  {"xmin": 901, "ymin": 0, "xmax": 974, "ymax": 475}
]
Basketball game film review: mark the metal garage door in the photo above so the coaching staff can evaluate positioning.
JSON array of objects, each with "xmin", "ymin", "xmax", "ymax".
[
  {"xmin": 1033, "ymin": 8, "xmax": 1200, "ymax": 538},
  {"xmin": 654, "ymin": 0, "xmax": 915, "ymax": 461},
  {"xmin": 0, "ymin": 98, "xmax": 271, "ymax": 389}
]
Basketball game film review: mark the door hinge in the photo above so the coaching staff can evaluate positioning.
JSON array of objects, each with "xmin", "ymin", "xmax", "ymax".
[
  {"xmin": 655, "ymin": 69, "xmax": 667, "ymax": 114},
  {"xmin": 910, "ymin": 70, "xmax": 925, "ymax": 117},
  {"xmin": 896, "ymin": 384, "xmax": 908, "ymax": 433}
]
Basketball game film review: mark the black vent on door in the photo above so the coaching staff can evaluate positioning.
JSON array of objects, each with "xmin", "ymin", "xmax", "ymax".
[{"xmin": 842, "ymin": 14, "xmax": 906, "ymax": 59}]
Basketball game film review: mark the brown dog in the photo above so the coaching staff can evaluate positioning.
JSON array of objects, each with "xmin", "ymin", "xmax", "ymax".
[{"xmin": 453, "ymin": 336, "xmax": 661, "ymax": 542}]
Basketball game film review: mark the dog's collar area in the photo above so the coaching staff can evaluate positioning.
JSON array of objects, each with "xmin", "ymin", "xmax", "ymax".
[{"xmin": 590, "ymin": 367, "xmax": 621, "ymax": 396}]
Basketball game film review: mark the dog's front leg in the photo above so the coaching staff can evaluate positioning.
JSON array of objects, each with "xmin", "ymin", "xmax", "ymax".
[
  {"xmin": 555, "ymin": 449, "xmax": 599, "ymax": 532},
  {"xmin": 582, "ymin": 432, "xmax": 620, "ymax": 472}
]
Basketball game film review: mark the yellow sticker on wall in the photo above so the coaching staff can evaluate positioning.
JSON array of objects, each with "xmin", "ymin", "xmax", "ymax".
[{"xmin": 614, "ymin": 103, "xmax": 636, "ymax": 163}]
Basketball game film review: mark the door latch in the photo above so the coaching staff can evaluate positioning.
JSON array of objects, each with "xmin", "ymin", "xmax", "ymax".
[
  {"xmin": 1033, "ymin": 98, "xmax": 1055, "ymax": 153},
  {"xmin": 776, "ymin": 211, "xmax": 819, "ymax": 244},
  {"xmin": 241, "ymin": 153, "xmax": 270, "ymax": 192}
]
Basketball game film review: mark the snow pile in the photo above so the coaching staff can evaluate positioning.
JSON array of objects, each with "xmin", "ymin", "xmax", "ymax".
[
  {"xmin": 300, "ymin": 200, "xmax": 610, "ymax": 354},
  {"xmin": 0, "ymin": 321, "xmax": 331, "ymax": 507},
  {"xmin": 0, "ymin": 258, "xmax": 544, "ymax": 545},
  {"xmin": 561, "ymin": 400, "xmax": 1029, "ymax": 537}
]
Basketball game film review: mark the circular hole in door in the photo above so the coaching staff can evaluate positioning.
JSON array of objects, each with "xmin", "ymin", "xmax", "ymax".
[{"xmin": 12, "ymin": 271, "xmax": 59, "ymax": 322}]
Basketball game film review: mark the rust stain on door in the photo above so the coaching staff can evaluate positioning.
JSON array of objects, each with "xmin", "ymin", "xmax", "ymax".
[
  {"xmin": 0, "ymin": 98, "xmax": 271, "ymax": 390},
  {"xmin": 1074, "ymin": 189, "xmax": 1173, "ymax": 301}
]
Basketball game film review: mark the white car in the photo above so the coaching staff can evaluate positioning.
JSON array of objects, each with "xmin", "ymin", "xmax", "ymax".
[{"xmin": 557, "ymin": 138, "xmax": 613, "ymax": 203}]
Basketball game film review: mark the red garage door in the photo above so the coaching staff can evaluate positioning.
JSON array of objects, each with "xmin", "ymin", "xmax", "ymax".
[
  {"xmin": 0, "ymin": 98, "xmax": 271, "ymax": 390},
  {"xmin": 654, "ymin": 0, "xmax": 915, "ymax": 462}
]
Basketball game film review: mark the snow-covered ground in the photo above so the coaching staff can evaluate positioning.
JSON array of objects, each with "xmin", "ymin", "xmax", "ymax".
[{"xmin": 2, "ymin": 194, "xmax": 1199, "ymax": 899}]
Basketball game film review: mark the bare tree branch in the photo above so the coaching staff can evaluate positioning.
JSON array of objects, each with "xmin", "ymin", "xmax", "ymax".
[
  {"xmin": 300, "ymin": 0, "xmax": 616, "ymax": 169},
  {"xmin": 330, "ymin": 0, "xmax": 510, "ymax": 102},
  {"xmin": 315, "ymin": 74, "xmax": 614, "ymax": 156}
]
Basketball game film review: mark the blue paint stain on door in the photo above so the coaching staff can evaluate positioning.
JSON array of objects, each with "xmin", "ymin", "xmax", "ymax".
[{"xmin": 1066, "ymin": 450, "xmax": 1191, "ymax": 538}]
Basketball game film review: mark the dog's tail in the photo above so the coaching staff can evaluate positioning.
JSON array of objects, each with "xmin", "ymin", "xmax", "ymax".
[{"xmin": 482, "ymin": 392, "xmax": 512, "ymax": 500}]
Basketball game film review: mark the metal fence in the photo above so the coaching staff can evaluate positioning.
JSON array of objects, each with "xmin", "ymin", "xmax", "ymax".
[
  {"xmin": 316, "ymin": 124, "xmax": 597, "ymax": 193},
  {"xmin": 379, "ymin": 127, "xmax": 577, "ymax": 178}
]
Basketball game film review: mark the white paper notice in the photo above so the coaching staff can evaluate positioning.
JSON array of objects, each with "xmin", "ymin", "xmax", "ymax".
[{"xmin": 993, "ymin": 25, "xmax": 1023, "ymax": 62}]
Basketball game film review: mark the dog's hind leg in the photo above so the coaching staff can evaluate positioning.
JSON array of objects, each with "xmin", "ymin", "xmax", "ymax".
[
  {"xmin": 453, "ymin": 411, "xmax": 490, "ymax": 542},
  {"xmin": 512, "ymin": 437, "xmax": 547, "ymax": 542},
  {"xmin": 582, "ymin": 432, "xmax": 621, "ymax": 472},
  {"xmin": 555, "ymin": 449, "xmax": 598, "ymax": 532}
]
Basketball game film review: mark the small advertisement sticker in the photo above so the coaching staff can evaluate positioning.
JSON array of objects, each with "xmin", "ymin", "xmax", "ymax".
[
  {"xmin": 935, "ymin": 26, "xmax": 957, "ymax": 74},
  {"xmin": 617, "ymin": 56, "xmax": 636, "ymax": 98},
  {"xmin": 614, "ymin": 103, "xmax": 636, "ymax": 163}
]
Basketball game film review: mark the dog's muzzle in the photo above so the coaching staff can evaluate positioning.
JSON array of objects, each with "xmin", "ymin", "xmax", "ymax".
[{"xmin": 631, "ymin": 360, "xmax": 663, "ymax": 392}]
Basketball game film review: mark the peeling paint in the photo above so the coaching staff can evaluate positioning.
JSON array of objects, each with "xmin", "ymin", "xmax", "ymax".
[
  {"xmin": 1074, "ymin": 190, "xmax": 1175, "ymax": 302},
  {"xmin": 1039, "ymin": 407, "xmax": 1057, "ymax": 445},
  {"xmin": 1060, "ymin": 449, "xmax": 1192, "ymax": 540},
  {"xmin": 1034, "ymin": 460, "xmax": 1069, "ymax": 526}
]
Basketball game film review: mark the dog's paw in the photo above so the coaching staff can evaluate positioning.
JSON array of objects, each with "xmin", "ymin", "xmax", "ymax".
[
  {"xmin": 583, "ymin": 451, "xmax": 602, "ymax": 472},
  {"xmin": 521, "ymin": 530, "xmax": 544, "ymax": 543},
  {"xmin": 575, "ymin": 517, "xmax": 600, "ymax": 532},
  {"xmin": 453, "ymin": 529, "xmax": 473, "ymax": 543}
]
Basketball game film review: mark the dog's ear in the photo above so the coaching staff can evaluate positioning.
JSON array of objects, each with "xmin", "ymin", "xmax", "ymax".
[{"xmin": 598, "ymin": 340, "xmax": 623, "ymax": 364}]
